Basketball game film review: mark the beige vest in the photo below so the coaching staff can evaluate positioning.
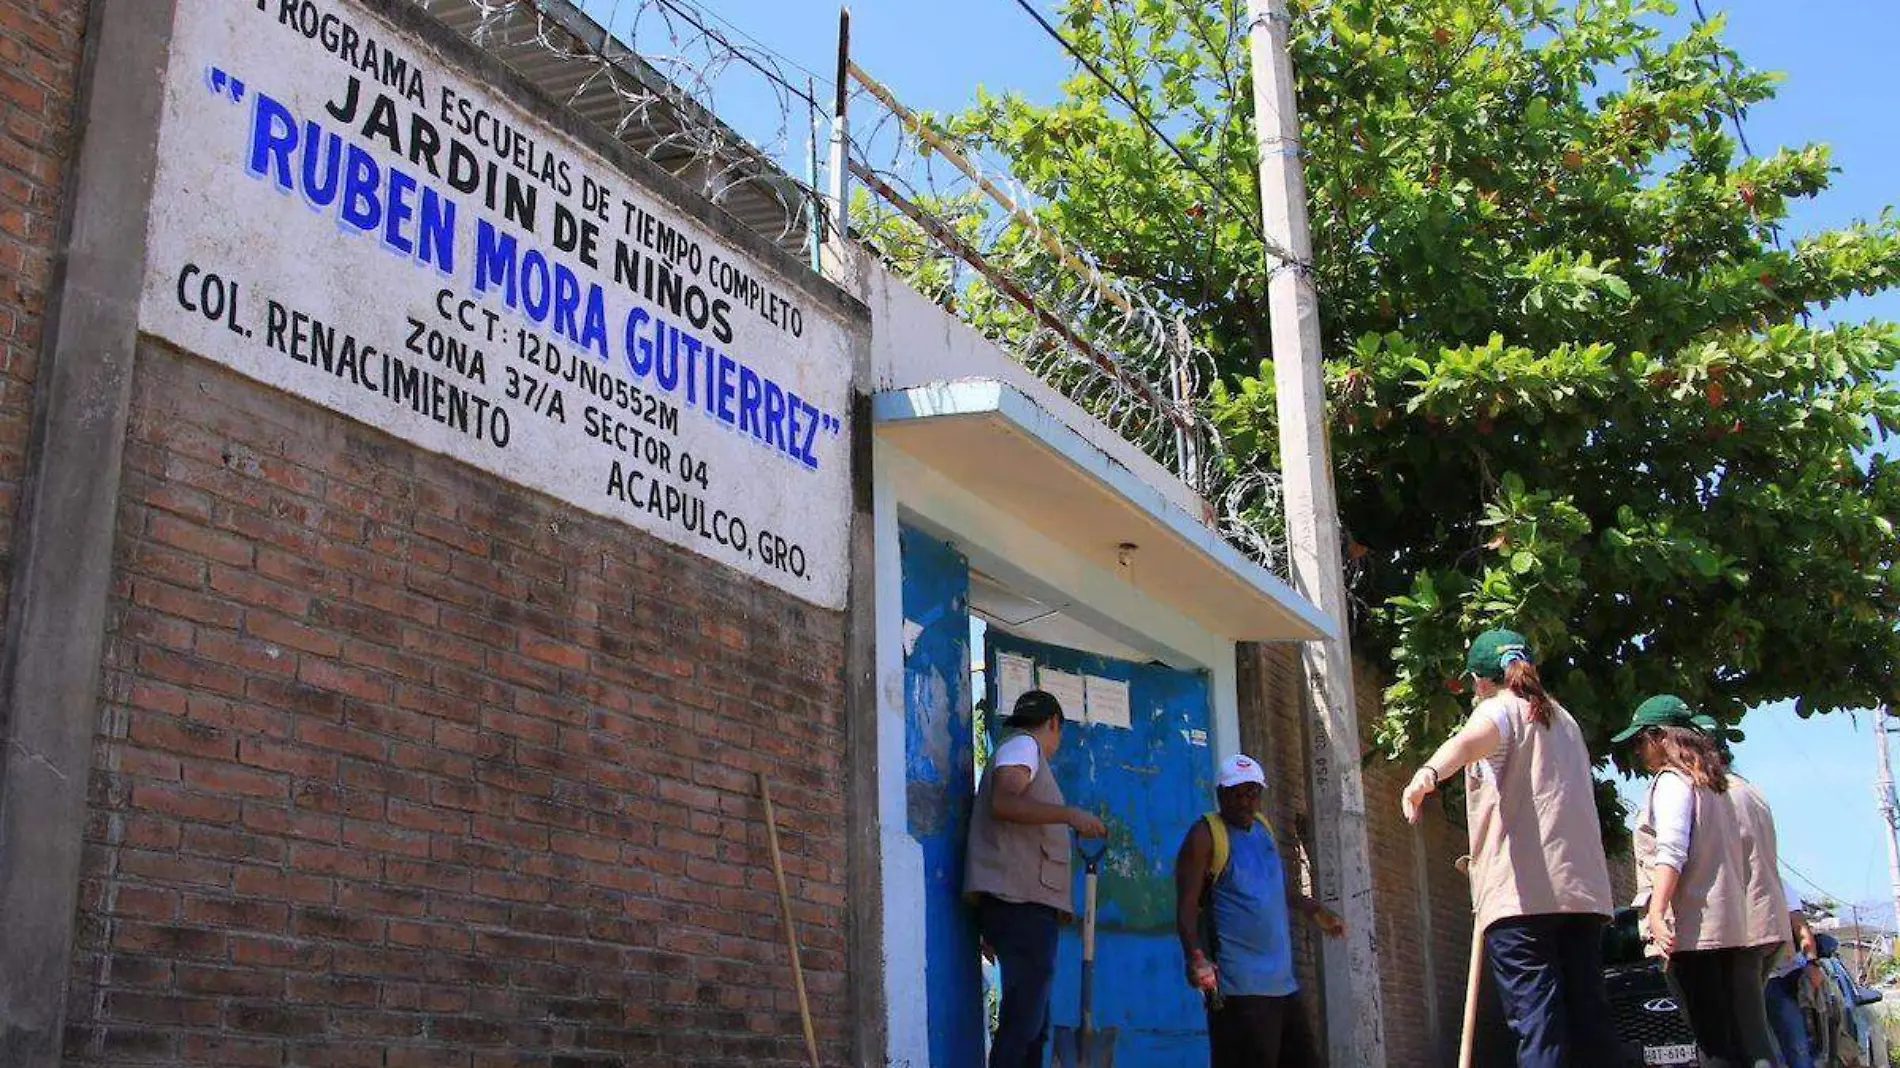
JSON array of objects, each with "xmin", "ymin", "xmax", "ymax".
[
  {"xmin": 963, "ymin": 733, "xmax": 1073, "ymax": 918},
  {"xmin": 1636, "ymin": 771, "xmax": 1790, "ymax": 953},
  {"xmin": 1465, "ymin": 694, "xmax": 1615, "ymax": 933}
]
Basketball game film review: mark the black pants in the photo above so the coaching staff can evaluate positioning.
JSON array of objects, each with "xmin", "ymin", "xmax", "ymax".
[
  {"xmin": 976, "ymin": 897, "xmax": 1059, "ymax": 1068},
  {"xmin": 1208, "ymin": 994, "xmax": 1319, "ymax": 1068},
  {"xmin": 1485, "ymin": 913, "xmax": 1634, "ymax": 1068},
  {"xmin": 1665, "ymin": 943, "xmax": 1783, "ymax": 1068}
]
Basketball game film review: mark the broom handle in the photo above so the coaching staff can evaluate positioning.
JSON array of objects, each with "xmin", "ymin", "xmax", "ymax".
[
  {"xmin": 762, "ymin": 774, "xmax": 822, "ymax": 1068},
  {"xmin": 1458, "ymin": 921, "xmax": 1483, "ymax": 1068}
]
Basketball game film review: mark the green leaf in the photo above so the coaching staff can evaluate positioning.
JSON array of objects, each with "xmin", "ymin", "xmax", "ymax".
[{"xmin": 943, "ymin": 0, "xmax": 1900, "ymax": 807}]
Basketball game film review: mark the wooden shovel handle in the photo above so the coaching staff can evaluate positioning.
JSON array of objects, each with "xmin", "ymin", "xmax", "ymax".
[{"xmin": 762, "ymin": 774, "xmax": 821, "ymax": 1068}]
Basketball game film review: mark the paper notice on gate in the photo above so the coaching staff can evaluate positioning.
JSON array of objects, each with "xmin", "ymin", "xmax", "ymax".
[
  {"xmin": 1036, "ymin": 668, "xmax": 1086, "ymax": 723},
  {"xmin": 1083, "ymin": 675, "xmax": 1132, "ymax": 729},
  {"xmin": 996, "ymin": 653, "xmax": 1035, "ymax": 720}
]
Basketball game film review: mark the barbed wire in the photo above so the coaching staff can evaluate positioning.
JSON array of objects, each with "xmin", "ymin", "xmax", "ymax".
[
  {"xmin": 414, "ymin": 0, "xmax": 829, "ymax": 252},
  {"xmin": 408, "ymin": 0, "xmax": 1288, "ymax": 575},
  {"xmin": 842, "ymin": 59, "xmax": 1287, "ymax": 571}
]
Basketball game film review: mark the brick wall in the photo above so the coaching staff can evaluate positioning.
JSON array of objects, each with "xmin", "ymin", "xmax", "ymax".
[
  {"xmin": 63, "ymin": 344, "xmax": 852, "ymax": 1066},
  {"xmin": 1240, "ymin": 644, "xmax": 1473, "ymax": 1068},
  {"xmin": 1355, "ymin": 655, "xmax": 1474, "ymax": 1068},
  {"xmin": 0, "ymin": 0, "xmax": 90, "ymax": 674}
]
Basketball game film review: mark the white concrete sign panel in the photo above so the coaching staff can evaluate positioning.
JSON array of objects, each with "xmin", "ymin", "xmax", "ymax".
[{"xmin": 139, "ymin": 0, "xmax": 852, "ymax": 607}]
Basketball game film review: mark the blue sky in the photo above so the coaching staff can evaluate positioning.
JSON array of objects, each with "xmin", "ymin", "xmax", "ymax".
[{"xmin": 616, "ymin": 0, "xmax": 1900, "ymax": 917}]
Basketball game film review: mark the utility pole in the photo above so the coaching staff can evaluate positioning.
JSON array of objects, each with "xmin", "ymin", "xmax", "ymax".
[
  {"xmin": 825, "ymin": 9, "xmax": 851, "ymax": 244},
  {"xmin": 1244, "ymin": 1, "xmax": 1387, "ymax": 1064},
  {"xmin": 1873, "ymin": 711, "xmax": 1900, "ymax": 943}
]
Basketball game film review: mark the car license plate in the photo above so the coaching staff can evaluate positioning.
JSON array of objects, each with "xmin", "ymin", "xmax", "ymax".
[{"xmin": 1644, "ymin": 1045, "xmax": 1697, "ymax": 1065}]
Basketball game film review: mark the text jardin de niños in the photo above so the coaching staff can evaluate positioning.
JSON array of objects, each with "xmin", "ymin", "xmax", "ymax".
[{"xmin": 243, "ymin": 0, "xmax": 840, "ymax": 474}]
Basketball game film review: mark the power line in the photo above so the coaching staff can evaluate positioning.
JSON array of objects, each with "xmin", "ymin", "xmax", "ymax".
[
  {"xmin": 663, "ymin": 0, "xmax": 836, "ymax": 90},
  {"xmin": 1689, "ymin": 0, "xmax": 1758, "ymax": 160},
  {"xmin": 1002, "ymin": 0, "xmax": 1304, "ymax": 270},
  {"xmin": 1781, "ymin": 856, "xmax": 1846, "ymax": 907}
]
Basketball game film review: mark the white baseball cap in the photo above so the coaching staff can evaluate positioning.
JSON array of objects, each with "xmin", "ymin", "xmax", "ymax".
[{"xmin": 1217, "ymin": 753, "xmax": 1267, "ymax": 789}]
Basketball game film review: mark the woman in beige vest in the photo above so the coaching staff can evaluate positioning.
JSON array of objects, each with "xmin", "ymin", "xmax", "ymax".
[
  {"xmin": 1401, "ymin": 629, "xmax": 1624, "ymax": 1068},
  {"xmin": 1616, "ymin": 695, "xmax": 1790, "ymax": 1068},
  {"xmin": 964, "ymin": 689, "xmax": 1107, "ymax": 1068}
]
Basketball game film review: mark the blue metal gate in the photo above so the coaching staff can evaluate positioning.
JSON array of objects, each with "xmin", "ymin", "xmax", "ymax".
[
  {"xmin": 899, "ymin": 525, "xmax": 984, "ymax": 1066},
  {"xmin": 899, "ymin": 524, "xmax": 1216, "ymax": 1067},
  {"xmin": 985, "ymin": 632, "xmax": 1215, "ymax": 1067}
]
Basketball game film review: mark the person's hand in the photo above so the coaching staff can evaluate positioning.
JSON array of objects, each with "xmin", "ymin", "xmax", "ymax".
[
  {"xmin": 1186, "ymin": 949, "xmax": 1219, "ymax": 993},
  {"xmin": 1401, "ymin": 767, "xmax": 1439, "ymax": 824},
  {"xmin": 1067, "ymin": 808, "xmax": 1107, "ymax": 839},
  {"xmin": 1311, "ymin": 904, "xmax": 1347, "ymax": 939},
  {"xmin": 1647, "ymin": 905, "xmax": 1676, "ymax": 958}
]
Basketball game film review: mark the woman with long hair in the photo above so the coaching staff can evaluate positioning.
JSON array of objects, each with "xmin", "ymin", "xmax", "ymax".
[
  {"xmin": 1400, "ymin": 630, "xmax": 1625, "ymax": 1068},
  {"xmin": 1614, "ymin": 695, "xmax": 1791, "ymax": 1068}
]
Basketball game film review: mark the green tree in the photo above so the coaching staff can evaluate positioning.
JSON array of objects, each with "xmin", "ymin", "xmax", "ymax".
[{"xmin": 902, "ymin": 0, "xmax": 1900, "ymax": 781}]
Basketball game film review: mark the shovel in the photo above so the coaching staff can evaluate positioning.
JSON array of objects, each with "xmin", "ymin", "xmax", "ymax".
[{"xmin": 1053, "ymin": 841, "xmax": 1118, "ymax": 1068}]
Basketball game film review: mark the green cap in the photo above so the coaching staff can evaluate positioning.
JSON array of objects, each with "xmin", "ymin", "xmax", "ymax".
[
  {"xmin": 1610, "ymin": 694, "xmax": 1697, "ymax": 744},
  {"xmin": 1690, "ymin": 713, "xmax": 1744, "ymax": 748},
  {"xmin": 1465, "ymin": 629, "xmax": 1533, "ymax": 682}
]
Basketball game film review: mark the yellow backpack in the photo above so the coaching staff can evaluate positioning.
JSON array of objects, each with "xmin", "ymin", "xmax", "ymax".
[{"xmin": 1203, "ymin": 811, "xmax": 1276, "ymax": 882}]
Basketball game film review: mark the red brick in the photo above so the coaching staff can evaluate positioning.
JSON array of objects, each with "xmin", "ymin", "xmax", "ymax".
[
  {"xmin": 129, "ymin": 781, "xmax": 239, "ymax": 825},
  {"xmin": 193, "ymin": 629, "xmax": 297, "ymax": 680},
  {"xmin": 180, "ymin": 1034, "xmax": 285, "ymax": 1067},
  {"xmin": 228, "ymin": 932, "xmax": 333, "ymax": 970},
  {"xmin": 137, "ymin": 647, "xmax": 245, "ymax": 698},
  {"xmin": 295, "ymin": 720, "xmax": 388, "ymax": 763},
  {"xmin": 285, "ymin": 974, "xmax": 379, "ymax": 1007},
  {"xmin": 387, "ymin": 920, "xmax": 472, "ymax": 952},
  {"xmin": 181, "ymin": 889, "xmax": 288, "ymax": 931},
  {"xmin": 208, "ymin": 562, "xmax": 311, "ymax": 617},
  {"xmin": 291, "ymin": 904, "xmax": 385, "ymax": 943},
  {"xmin": 241, "ymin": 802, "xmax": 339, "ymax": 843},
  {"xmin": 233, "ymin": 866, "xmax": 336, "ymax": 907},
  {"xmin": 340, "ymin": 819, "xmax": 431, "ymax": 858},
  {"xmin": 237, "ymin": 737, "xmax": 337, "ymax": 779},
  {"xmin": 113, "ymin": 745, "xmax": 181, "ymax": 782},
  {"xmin": 131, "ymin": 576, "xmax": 247, "ymax": 632},
  {"xmin": 297, "ymin": 658, "xmax": 392, "ymax": 704},
  {"xmin": 243, "ymin": 611, "xmax": 341, "ymax": 658},
  {"xmin": 108, "ymin": 886, "xmax": 178, "ymax": 921},
  {"xmin": 387, "ymin": 798, "xmax": 469, "ymax": 838},
  {"xmin": 146, "ymin": 513, "xmax": 253, "ymax": 568},
  {"xmin": 101, "ymin": 992, "xmax": 219, "ymax": 1028},
  {"xmin": 181, "ymin": 759, "xmax": 287, "ymax": 800},
  {"xmin": 111, "ymin": 922, "xmax": 228, "ymax": 961},
  {"xmin": 519, "ymin": 632, "xmax": 587, "ymax": 671},
  {"xmin": 180, "ymin": 825, "xmax": 287, "ymax": 865},
  {"xmin": 174, "ymin": 962, "xmax": 284, "ymax": 998}
]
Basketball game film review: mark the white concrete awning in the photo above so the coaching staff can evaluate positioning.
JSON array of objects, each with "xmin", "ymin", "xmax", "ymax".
[{"xmin": 873, "ymin": 380, "xmax": 1335, "ymax": 644}]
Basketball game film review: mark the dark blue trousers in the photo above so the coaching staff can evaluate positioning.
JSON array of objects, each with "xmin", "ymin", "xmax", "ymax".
[
  {"xmin": 1485, "ymin": 913, "xmax": 1633, "ymax": 1068},
  {"xmin": 977, "ymin": 897, "xmax": 1059, "ymax": 1068},
  {"xmin": 1765, "ymin": 968, "xmax": 1816, "ymax": 1068}
]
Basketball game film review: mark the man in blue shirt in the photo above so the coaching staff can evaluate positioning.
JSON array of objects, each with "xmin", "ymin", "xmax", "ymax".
[
  {"xmin": 1764, "ymin": 886, "xmax": 1820, "ymax": 1068},
  {"xmin": 1174, "ymin": 754, "xmax": 1345, "ymax": 1067}
]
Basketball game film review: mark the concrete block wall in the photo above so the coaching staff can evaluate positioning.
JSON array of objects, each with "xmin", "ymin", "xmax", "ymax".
[{"xmin": 60, "ymin": 344, "xmax": 852, "ymax": 1066}]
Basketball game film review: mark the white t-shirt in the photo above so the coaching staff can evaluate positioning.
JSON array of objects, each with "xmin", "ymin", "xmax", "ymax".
[
  {"xmin": 1464, "ymin": 694, "xmax": 1518, "ymax": 785},
  {"xmin": 1645, "ymin": 770, "xmax": 1696, "ymax": 872},
  {"xmin": 992, "ymin": 734, "xmax": 1040, "ymax": 784}
]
